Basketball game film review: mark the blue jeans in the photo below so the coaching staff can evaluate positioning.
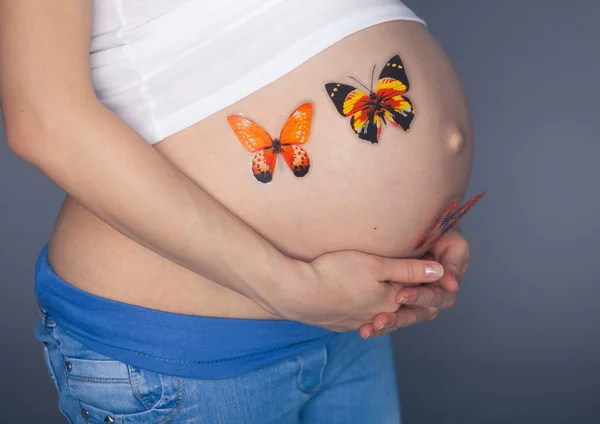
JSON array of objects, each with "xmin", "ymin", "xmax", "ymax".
[{"xmin": 35, "ymin": 311, "xmax": 401, "ymax": 423}]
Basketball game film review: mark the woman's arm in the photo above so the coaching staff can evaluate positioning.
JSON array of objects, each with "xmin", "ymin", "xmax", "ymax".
[
  {"xmin": 0, "ymin": 0, "xmax": 290, "ymax": 307},
  {"xmin": 0, "ymin": 0, "xmax": 445, "ymax": 331}
]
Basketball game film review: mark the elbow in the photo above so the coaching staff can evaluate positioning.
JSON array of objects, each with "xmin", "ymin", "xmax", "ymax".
[
  {"xmin": 2, "ymin": 102, "xmax": 35, "ymax": 159},
  {"xmin": 1, "ymin": 100, "xmax": 31, "ymax": 158},
  {"xmin": 4, "ymin": 119, "xmax": 32, "ymax": 160},
  {"xmin": 3, "ymin": 107, "xmax": 64, "ymax": 163},
  {"xmin": 5, "ymin": 128, "xmax": 32, "ymax": 160},
  {"xmin": 3, "ymin": 89, "xmax": 100, "ymax": 161}
]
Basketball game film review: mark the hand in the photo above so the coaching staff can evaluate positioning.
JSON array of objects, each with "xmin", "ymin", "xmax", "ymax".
[
  {"xmin": 271, "ymin": 250, "xmax": 444, "ymax": 332},
  {"xmin": 358, "ymin": 230, "xmax": 470, "ymax": 338}
]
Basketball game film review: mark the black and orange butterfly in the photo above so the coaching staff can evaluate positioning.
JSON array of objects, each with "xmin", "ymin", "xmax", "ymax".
[
  {"xmin": 414, "ymin": 192, "xmax": 486, "ymax": 250},
  {"xmin": 325, "ymin": 55, "xmax": 415, "ymax": 144},
  {"xmin": 227, "ymin": 103, "xmax": 312, "ymax": 183}
]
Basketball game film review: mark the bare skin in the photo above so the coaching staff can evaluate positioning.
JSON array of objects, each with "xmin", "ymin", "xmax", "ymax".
[
  {"xmin": 48, "ymin": 20, "xmax": 472, "ymax": 316},
  {"xmin": 1, "ymin": 1, "xmax": 472, "ymax": 333}
]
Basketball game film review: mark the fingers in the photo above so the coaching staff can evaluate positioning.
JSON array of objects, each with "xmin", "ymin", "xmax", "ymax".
[
  {"xmin": 359, "ymin": 325, "xmax": 374, "ymax": 339},
  {"xmin": 360, "ymin": 306, "xmax": 439, "ymax": 338},
  {"xmin": 384, "ymin": 283, "xmax": 403, "ymax": 312},
  {"xmin": 429, "ymin": 231, "xmax": 470, "ymax": 292},
  {"xmin": 359, "ymin": 309, "xmax": 400, "ymax": 338},
  {"xmin": 361, "ymin": 282, "xmax": 458, "ymax": 339},
  {"xmin": 377, "ymin": 257, "xmax": 444, "ymax": 284},
  {"xmin": 395, "ymin": 284, "xmax": 457, "ymax": 309},
  {"xmin": 357, "ymin": 232, "xmax": 470, "ymax": 339}
]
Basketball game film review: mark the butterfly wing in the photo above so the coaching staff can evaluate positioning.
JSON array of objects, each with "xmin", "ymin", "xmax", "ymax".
[
  {"xmin": 414, "ymin": 230, "xmax": 434, "ymax": 251},
  {"xmin": 379, "ymin": 55, "xmax": 411, "ymax": 91},
  {"xmin": 414, "ymin": 199, "xmax": 460, "ymax": 250},
  {"xmin": 433, "ymin": 199, "xmax": 460, "ymax": 229},
  {"xmin": 428, "ymin": 192, "xmax": 486, "ymax": 245},
  {"xmin": 280, "ymin": 145, "xmax": 310, "ymax": 178},
  {"xmin": 227, "ymin": 115, "xmax": 273, "ymax": 152},
  {"xmin": 226, "ymin": 114, "xmax": 278, "ymax": 183},
  {"xmin": 325, "ymin": 83, "xmax": 367, "ymax": 116},
  {"xmin": 277, "ymin": 103, "xmax": 312, "ymax": 178},
  {"xmin": 351, "ymin": 111, "xmax": 382, "ymax": 144},
  {"xmin": 279, "ymin": 103, "xmax": 313, "ymax": 145},
  {"xmin": 325, "ymin": 83, "xmax": 381, "ymax": 144},
  {"xmin": 376, "ymin": 55, "xmax": 415, "ymax": 131},
  {"xmin": 251, "ymin": 149, "xmax": 277, "ymax": 183}
]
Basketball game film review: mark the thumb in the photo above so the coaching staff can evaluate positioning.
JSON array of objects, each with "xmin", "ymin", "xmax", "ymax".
[{"xmin": 378, "ymin": 257, "xmax": 444, "ymax": 284}]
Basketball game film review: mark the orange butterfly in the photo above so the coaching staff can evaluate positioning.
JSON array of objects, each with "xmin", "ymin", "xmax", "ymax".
[{"xmin": 227, "ymin": 103, "xmax": 312, "ymax": 183}]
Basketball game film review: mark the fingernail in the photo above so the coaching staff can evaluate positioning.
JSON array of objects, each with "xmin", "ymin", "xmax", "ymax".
[
  {"xmin": 451, "ymin": 275, "xmax": 459, "ymax": 291},
  {"xmin": 396, "ymin": 294, "xmax": 412, "ymax": 304},
  {"xmin": 397, "ymin": 291, "xmax": 414, "ymax": 303},
  {"xmin": 425, "ymin": 263, "xmax": 444, "ymax": 279},
  {"xmin": 364, "ymin": 331, "xmax": 371, "ymax": 339},
  {"xmin": 376, "ymin": 323, "xmax": 386, "ymax": 331}
]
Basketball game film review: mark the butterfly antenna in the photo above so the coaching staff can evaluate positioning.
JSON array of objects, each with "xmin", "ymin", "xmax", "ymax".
[
  {"xmin": 370, "ymin": 65, "xmax": 376, "ymax": 92},
  {"xmin": 347, "ymin": 76, "xmax": 371, "ymax": 93}
]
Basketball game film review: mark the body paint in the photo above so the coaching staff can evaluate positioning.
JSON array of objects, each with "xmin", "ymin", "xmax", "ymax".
[
  {"xmin": 325, "ymin": 55, "xmax": 415, "ymax": 144},
  {"xmin": 227, "ymin": 103, "xmax": 312, "ymax": 183},
  {"xmin": 415, "ymin": 192, "xmax": 486, "ymax": 250}
]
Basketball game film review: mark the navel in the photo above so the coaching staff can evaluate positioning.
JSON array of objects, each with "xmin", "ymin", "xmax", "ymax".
[{"xmin": 446, "ymin": 127, "xmax": 465, "ymax": 155}]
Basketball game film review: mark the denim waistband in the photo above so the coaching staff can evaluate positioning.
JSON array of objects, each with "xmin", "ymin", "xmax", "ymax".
[{"xmin": 34, "ymin": 243, "xmax": 337, "ymax": 379}]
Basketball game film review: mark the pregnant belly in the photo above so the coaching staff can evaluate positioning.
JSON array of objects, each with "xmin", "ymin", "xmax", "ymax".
[{"xmin": 48, "ymin": 21, "xmax": 474, "ymax": 318}]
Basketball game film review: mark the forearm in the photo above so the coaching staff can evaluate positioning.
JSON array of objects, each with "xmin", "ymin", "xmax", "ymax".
[
  {"xmin": 6, "ymin": 98, "xmax": 298, "ymax": 311},
  {"xmin": 0, "ymin": 0, "xmax": 303, "ymax": 314}
]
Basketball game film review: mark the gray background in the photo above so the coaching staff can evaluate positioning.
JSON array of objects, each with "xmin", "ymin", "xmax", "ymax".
[{"xmin": 1, "ymin": 0, "xmax": 598, "ymax": 422}]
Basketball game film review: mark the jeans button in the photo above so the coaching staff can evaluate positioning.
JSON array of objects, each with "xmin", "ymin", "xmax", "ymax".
[
  {"xmin": 80, "ymin": 409, "xmax": 90, "ymax": 419},
  {"xmin": 65, "ymin": 361, "xmax": 72, "ymax": 372},
  {"xmin": 104, "ymin": 416, "xmax": 115, "ymax": 424}
]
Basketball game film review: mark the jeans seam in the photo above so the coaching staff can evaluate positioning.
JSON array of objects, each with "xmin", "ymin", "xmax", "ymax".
[
  {"xmin": 67, "ymin": 376, "xmax": 131, "ymax": 384},
  {"xmin": 295, "ymin": 348, "xmax": 327, "ymax": 395},
  {"xmin": 103, "ymin": 337, "xmax": 335, "ymax": 365},
  {"xmin": 129, "ymin": 365, "xmax": 154, "ymax": 410},
  {"xmin": 39, "ymin": 309, "xmax": 185, "ymax": 423},
  {"xmin": 155, "ymin": 377, "xmax": 185, "ymax": 424},
  {"xmin": 72, "ymin": 377, "xmax": 185, "ymax": 424}
]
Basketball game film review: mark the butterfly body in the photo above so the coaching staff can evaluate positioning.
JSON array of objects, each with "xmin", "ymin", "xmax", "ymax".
[
  {"xmin": 227, "ymin": 103, "xmax": 312, "ymax": 183},
  {"xmin": 270, "ymin": 139, "xmax": 282, "ymax": 152},
  {"xmin": 326, "ymin": 55, "xmax": 415, "ymax": 144}
]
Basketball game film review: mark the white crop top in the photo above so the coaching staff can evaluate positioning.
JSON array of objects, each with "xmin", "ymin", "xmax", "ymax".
[{"xmin": 90, "ymin": 0, "xmax": 425, "ymax": 144}]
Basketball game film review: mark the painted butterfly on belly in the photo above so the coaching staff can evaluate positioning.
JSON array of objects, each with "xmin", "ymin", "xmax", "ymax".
[
  {"xmin": 227, "ymin": 103, "xmax": 312, "ymax": 183},
  {"xmin": 415, "ymin": 192, "xmax": 486, "ymax": 250},
  {"xmin": 325, "ymin": 55, "xmax": 415, "ymax": 144}
]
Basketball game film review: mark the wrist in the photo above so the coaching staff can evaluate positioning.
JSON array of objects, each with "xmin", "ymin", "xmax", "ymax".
[{"xmin": 249, "ymin": 253, "xmax": 313, "ymax": 319}]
